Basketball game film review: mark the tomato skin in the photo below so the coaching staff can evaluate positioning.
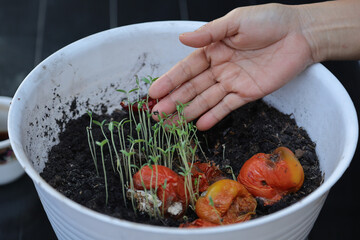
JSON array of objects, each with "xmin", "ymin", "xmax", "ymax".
[
  {"xmin": 195, "ymin": 179, "xmax": 257, "ymax": 225},
  {"xmin": 132, "ymin": 162, "xmax": 226, "ymax": 217},
  {"xmin": 133, "ymin": 165, "xmax": 186, "ymax": 214},
  {"xmin": 238, "ymin": 147, "xmax": 304, "ymax": 205},
  {"xmin": 191, "ymin": 162, "xmax": 225, "ymax": 193}
]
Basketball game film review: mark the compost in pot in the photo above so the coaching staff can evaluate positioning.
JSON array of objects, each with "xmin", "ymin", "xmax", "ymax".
[{"xmin": 41, "ymin": 77, "xmax": 322, "ymax": 227}]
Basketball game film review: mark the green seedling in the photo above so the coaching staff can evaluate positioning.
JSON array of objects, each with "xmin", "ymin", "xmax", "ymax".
[
  {"xmin": 86, "ymin": 111, "xmax": 99, "ymax": 176},
  {"xmin": 96, "ymin": 139, "xmax": 109, "ymax": 205},
  {"xmin": 86, "ymin": 76, "xmax": 204, "ymax": 219},
  {"xmin": 225, "ymin": 165, "xmax": 236, "ymax": 181},
  {"xmin": 93, "ymin": 119, "xmax": 115, "ymax": 172},
  {"xmin": 209, "ymin": 196, "xmax": 223, "ymax": 225}
]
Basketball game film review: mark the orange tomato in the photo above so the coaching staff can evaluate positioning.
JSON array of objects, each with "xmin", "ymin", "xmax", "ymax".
[
  {"xmin": 238, "ymin": 147, "xmax": 304, "ymax": 205},
  {"xmin": 132, "ymin": 162, "xmax": 225, "ymax": 217},
  {"xmin": 195, "ymin": 179, "xmax": 257, "ymax": 225}
]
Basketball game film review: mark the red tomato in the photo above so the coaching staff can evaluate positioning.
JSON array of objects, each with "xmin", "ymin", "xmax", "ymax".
[
  {"xmin": 238, "ymin": 147, "xmax": 304, "ymax": 205},
  {"xmin": 191, "ymin": 162, "xmax": 225, "ymax": 193},
  {"xmin": 133, "ymin": 165, "xmax": 186, "ymax": 215}
]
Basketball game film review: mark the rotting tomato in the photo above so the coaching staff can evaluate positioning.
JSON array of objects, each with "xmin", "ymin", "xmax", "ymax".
[
  {"xmin": 120, "ymin": 96, "xmax": 161, "ymax": 112},
  {"xmin": 132, "ymin": 165, "xmax": 186, "ymax": 217},
  {"xmin": 191, "ymin": 162, "xmax": 225, "ymax": 193},
  {"xmin": 132, "ymin": 162, "xmax": 225, "ymax": 218},
  {"xmin": 238, "ymin": 147, "xmax": 304, "ymax": 205},
  {"xmin": 191, "ymin": 179, "xmax": 257, "ymax": 226}
]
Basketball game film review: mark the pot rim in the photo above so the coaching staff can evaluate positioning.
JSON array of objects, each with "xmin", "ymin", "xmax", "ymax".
[{"xmin": 8, "ymin": 21, "xmax": 359, "ymax": 234}]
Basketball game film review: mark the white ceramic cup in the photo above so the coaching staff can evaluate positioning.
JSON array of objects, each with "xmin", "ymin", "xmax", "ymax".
[
  {"xmin": 8, "ymin": 21, "xmax": 358, "ymax": 240},
  {"xmin": 0, "ymin": 96, "xmax": 24, "ymax": 185}
]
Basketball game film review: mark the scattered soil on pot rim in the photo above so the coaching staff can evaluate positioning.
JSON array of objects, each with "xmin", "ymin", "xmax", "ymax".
[{"xmin": 40, "ymin": 99, "xmax": 323, "ymax": 227}]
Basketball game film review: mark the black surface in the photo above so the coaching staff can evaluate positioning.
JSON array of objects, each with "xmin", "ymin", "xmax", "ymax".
[
  {"xmin": 0, "ymin": 0, "xmax": 359, "ymax": 239},
  {"xmin": 0, "ymin": 175, "xmax": 57, "ymax": 240},
  {"xmin": 0, "ymin": 0, "xmax": 38, "ymax": 98}
]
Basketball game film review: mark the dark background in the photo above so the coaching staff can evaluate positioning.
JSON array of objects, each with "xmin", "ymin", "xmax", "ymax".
[{"xmin": 0, "ymin": 0, "xmax": 359, "ymax": 239}]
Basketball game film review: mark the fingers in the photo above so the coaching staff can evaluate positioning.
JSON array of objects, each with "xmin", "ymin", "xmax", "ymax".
[
  {"xmin": 179, "ymin": 10, "xmax": 240, "ymax": 48},
  {"xmin": 196, "ymin": 93, "xmax": 247, "ymax": 131},
  {"xmin": 181, "ymin": 82, "xmax": 228, "ymax": 123},
  {"xmin": 151, "ymin": 69, "xmax": 217, "ymax": 116},
  {"xmin": 148, "ymin": 48, "xmax": 209, "ymax": 100}
]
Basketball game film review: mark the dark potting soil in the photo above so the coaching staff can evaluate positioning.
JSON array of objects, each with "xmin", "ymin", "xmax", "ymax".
[{"xmin": 40, "ymin": 99, "xmax": 323, "ymax": 227}]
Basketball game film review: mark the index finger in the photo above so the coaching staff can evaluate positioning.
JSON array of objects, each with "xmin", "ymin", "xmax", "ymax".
[{"xmin": 148, "ymin": 48, "xmax": 210, "ymax": 99}]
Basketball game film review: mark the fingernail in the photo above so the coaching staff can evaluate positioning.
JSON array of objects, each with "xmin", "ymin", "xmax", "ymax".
[{"xmin": 180, "ymin": 32, "xmax": 192, "ymax": 37}]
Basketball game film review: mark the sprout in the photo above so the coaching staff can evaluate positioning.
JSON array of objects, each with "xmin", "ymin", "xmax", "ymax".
[
  {"xmin": 96, "ymin": 139, "xmax": 109, "ymax": 205},
  {"xmin": 86, "ymin": 76, "xmax": 206, "ymax": 219}
]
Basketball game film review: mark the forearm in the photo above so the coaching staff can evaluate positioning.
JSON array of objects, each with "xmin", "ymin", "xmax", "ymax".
[{"xmin": 297, "ymin": 0, "xmax": 360, "ymax": 62}]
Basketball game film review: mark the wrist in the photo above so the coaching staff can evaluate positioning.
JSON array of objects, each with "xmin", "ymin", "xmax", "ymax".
[{"xmin": 296, "ymin": 0, "xmax": 360, "ymax": 62}]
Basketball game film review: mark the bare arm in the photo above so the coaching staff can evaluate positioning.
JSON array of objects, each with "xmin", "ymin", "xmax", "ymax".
[
  {"xmin": 149, "ymin": 0, "xmax": 360, "ymax": 131},
  {"xmin": 299, "ymin": 0, "xmax": 360, "ymax": 62}
]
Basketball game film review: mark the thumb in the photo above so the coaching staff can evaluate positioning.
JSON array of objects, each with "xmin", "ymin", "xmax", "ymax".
[{"xmin": 179, "ymin": 10, "xmax": 240, "ymax": 48}]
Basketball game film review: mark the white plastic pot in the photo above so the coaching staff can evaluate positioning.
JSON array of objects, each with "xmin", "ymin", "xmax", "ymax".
[
  {"xmin": 0, "ymin": 96, "xmax": 24, "ymax": 185},
  {"xmin": 8, "ymin": 21, "xmax": 358, "ymax": 240}
]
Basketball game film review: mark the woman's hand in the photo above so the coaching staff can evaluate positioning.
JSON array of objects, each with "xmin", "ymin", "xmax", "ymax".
[
  {"xmin": 149, "ymin": 4, "xmax": 312, "ymax": 130},
  {"xmin": 149, "ymin": 1, "xmax": 360, "ymax": 131}
]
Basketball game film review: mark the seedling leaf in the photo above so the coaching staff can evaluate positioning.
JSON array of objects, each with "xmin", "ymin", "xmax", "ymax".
[
  {"xmin": 116, "ymin": 89, "xmax": 127, "ymax": 94},
  {"xmin": 129, "ymin": 88, "xmax": 139, "ymax": 93},
  {"xmin": 93, "ymin": 120, "xmax": 101, "ymax": 126},
  {"xmin": 141, "ymin": 77, "xmax": 150, "ymax": 84}
]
